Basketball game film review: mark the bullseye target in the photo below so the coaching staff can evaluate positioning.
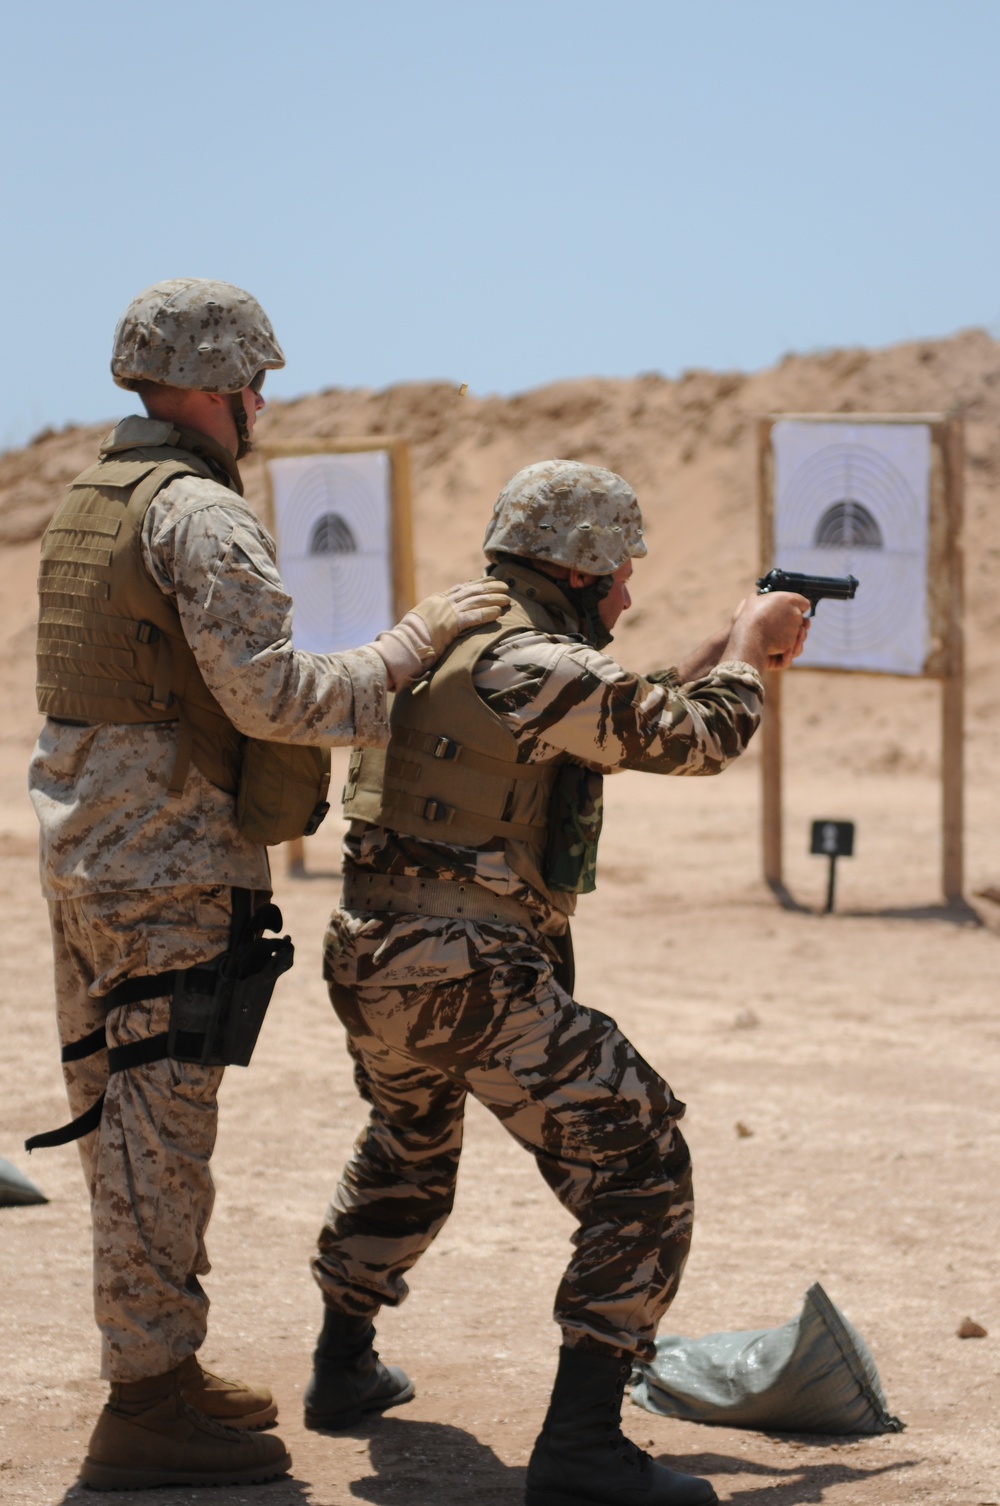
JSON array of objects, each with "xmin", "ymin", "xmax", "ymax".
[
  {"xmin": 265, "ymin": 449, "xmax": 395, "ymax": 654},
  {"xmin": 771, "ymin": 420, "xmax": 933, "ymax": 675}
]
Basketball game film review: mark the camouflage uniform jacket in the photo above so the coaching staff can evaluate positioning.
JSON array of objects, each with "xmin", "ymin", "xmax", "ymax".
[
  {"xmin": 340, "ymin": 600, "xmax": 764, "ymax": 959},
  {"xmin": 30, "ymin": 432, "xmax": 389, "ymax": 900}
]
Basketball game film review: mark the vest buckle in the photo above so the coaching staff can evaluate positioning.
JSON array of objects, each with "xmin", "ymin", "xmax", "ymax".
[
  {"xmin": 135, "ymin": 620, "xmax": 160, "ymax": 644},
  {"xmin": 433, "ymin": 736, "xmax": 458, "ymax": 760},
  {"xmin": 423, "ymin": 799, "xmax": 452, "ymax": 823}
]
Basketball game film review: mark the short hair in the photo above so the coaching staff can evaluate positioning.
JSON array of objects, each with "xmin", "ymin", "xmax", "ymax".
[{"xmin": 134, "ymin": 380, "xmax": 185, "ymax": 418}]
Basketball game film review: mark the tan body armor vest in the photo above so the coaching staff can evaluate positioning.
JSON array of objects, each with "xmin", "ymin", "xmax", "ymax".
[
  {"xmin": 343, "ymin": 565, "xmax": 594, "ymax": 918},
  {"xmin": 36, "ymin": 416, "xmax": 329, "ymax": 845}
]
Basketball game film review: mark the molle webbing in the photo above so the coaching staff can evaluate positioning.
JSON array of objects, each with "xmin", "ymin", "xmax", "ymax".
[
  {"xmin": 343, "ymin": 598, "xmax": 561, "ymax": 852},
  {"xmin": 383, "ymin": 724, "xmax": 551, "ymax": 842},
  {"xmin": 36, "ymin": 444, "xmax": 243, "ymax": 796},
  {"xmin": 342, "ymin": 573, "xmax": 585, "ymax": 917}
]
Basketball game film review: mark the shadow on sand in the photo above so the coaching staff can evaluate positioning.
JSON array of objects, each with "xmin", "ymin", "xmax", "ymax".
[
  {"xmin": 769, "ymin": 878, "xmax": 984, "ymax": 926},
  {"xmin": 339, "ymin": 1414, "xmax": 920, "ymax": 1506}
]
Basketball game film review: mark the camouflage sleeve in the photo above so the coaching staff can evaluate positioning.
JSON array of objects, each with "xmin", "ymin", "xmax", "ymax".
[
  {"xmin": 142, "ymin": 477, "xmax": 389, "ymax": 747},
  {"xmin": 474, "ymin": 631, "xmax": 763, "ymax": 775}
]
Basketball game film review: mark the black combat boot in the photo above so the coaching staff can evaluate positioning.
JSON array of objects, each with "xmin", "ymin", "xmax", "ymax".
[
  {"xmin": 525, "ymin": 1346, "xmax": 717, "ymax": 1506},
  {"xmin": 303, "ymin": 1307, "xmax": 414, "ymax": 1430}
]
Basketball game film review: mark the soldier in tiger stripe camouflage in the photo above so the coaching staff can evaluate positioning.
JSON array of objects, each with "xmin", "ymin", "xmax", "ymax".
[{"xmin": 307, "ymin": 460, "xmax": 811, "ymax": 1506}]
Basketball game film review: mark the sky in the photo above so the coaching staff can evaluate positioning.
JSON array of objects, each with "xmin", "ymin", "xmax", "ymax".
[{"xmin": 2, "ymin": 0, "xmax": 999, "ymax": 451}]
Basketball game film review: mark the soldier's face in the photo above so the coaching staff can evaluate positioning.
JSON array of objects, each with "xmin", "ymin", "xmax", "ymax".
[{"xmin": 598, "ymin": 560, "xmax": 634, "ymax": 631}]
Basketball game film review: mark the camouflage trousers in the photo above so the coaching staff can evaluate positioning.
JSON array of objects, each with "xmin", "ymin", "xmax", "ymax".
[
  {"xmin": 47, "ymin": 886, "xmax": 232, "ymax": 1382},
  {"xmin": 314, "ymin": 913, "xmax": 693, "ymax": 1362}
]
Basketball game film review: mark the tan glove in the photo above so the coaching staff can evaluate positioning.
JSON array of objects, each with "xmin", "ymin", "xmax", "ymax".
[{"xmin": 370, "ymin": 577, "xmax": 510, "ymax": 690}]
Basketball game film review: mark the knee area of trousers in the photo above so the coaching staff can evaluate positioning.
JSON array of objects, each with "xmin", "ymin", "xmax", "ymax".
[{"xmin": 586, "ymin": 1186, "xmax": 683, "ymax": 1231}]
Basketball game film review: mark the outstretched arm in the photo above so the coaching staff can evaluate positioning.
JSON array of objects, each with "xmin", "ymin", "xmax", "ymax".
[
  {"xmin": 672, "ymin": 591, "xmax": 810, "ymax": 683},
  {"xmin": 673, "ymin": 624, "xmax": 733, "ymax": 685}
]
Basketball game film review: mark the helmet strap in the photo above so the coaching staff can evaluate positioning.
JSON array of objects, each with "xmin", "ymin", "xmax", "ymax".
[
  {"xmin": 488, "ymin": 556, "xmax": 615, "ymax": 649},
  {"xmin": 228, "ymin": 392, "xmax": 252, "ymax": 460},
  {"xmin": 562, "ymin": 575, "xmax": 615, "ymax": 650}
]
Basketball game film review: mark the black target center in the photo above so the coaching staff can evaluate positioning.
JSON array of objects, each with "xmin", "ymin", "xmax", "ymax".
[
  {"xmin": 813, "ymin": 500, "xmax": 883, "ymax": 549},
  {"xmin": 309, "ymin": 513, "xmax": 358, "ymax": 555}
]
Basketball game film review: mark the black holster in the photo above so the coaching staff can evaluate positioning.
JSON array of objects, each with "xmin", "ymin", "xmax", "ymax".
[
  {"xmin": 169, "ymin": 890, "xmax": 294, "ymax": 1067},
  {"xmin": 26, "ymin": 889, "xmax": 293, "ymax": 1152}
]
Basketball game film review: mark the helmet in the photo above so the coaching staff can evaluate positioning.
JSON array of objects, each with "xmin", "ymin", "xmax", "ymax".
[
  {"xmin": 483, "ymin": 460, "xmax": 647, "ymax": 575},
  {"xmin": 111, "ymin": 278, "xmax": 285, "ymax": 393}
]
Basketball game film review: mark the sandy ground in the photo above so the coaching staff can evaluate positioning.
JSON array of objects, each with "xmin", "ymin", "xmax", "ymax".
[
  {"xmin": 2, "ymin": 332, "xmax": 999, "ymax": 1503},
  {"xmin": 2, "ymin": 583, "xmax": 999, "ymax": 1503}
]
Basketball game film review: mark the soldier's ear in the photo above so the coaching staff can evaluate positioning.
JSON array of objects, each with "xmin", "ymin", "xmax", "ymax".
[{"xmin": 568, "ymin": 569, "xmax": 598, "ymax": 590}]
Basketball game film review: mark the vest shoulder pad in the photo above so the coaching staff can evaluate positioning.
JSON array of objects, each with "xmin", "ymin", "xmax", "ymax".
[
  {"xmin": 69, "ymin": 458, "xmax": 169, "ymax": 491},
  {"xmin": 101, "ymin": 417, "xmax": 179, "ymax": 453}
]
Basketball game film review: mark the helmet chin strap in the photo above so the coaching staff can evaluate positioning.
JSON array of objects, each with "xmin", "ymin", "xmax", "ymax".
[
  {"xmin": 228, "ymin": 392, "xmax": 252, "ymax": 459},
  {"xmin": 562, "ymin": 573, "xmax": 615, "ymax": 650},
  {"xmin": 488, "ymin": 555, "xmax": 615, "ymax": 649}
]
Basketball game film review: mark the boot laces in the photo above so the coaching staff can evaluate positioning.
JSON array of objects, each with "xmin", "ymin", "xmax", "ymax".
[
  {"xmin": 178, "ymin": 1395, "xmax": 250, "ymax": 1440},
  {"xmin": 597, "ymin": 1395, "xmax": 643, "ymax": 1468},
  {"xmin": 619, "ymin": 1435, "xmax": 650, "ymax": 1473},
  {"xmin": 604, "ymin": 1371, "xmax": 649, "ymax": 1474}
]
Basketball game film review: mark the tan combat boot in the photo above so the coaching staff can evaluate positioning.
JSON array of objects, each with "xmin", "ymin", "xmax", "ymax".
[
  {"xmin": 176, "ymin": 1351, "xmax": 278, "ymax": 1429},
  {"xmin": 80, "ymin": 1366, "xmax": 291, "ymax": 1490}
]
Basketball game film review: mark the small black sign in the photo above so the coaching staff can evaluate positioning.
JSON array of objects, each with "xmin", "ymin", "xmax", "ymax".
[{"xmin": 810, "ymin": 820, "xmax": 855, "ymax": 858}]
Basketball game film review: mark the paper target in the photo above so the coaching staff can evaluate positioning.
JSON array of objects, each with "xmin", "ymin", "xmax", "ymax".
[
  {"xmin": 266, "ymin": 450, "xmax": 394, "ymax": 654},
  {"xmin": 771, "ymin": 420, "xmax": 932, "ymax": 675}
]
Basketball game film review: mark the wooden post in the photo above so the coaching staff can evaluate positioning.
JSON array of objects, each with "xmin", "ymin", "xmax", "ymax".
[
  {"xmin": 389, "ymin": 440, "xmax": 417, "ymax": 614},
  {"xmin": 757, "ymin": 419, "xmax": 784, "ymax": 891},
  {"xmin": 940, "ymin": 418, "xmax": 965, "ymax": 903},
  {"xmin": 762, "ymin": 670, "xmax": 783, "ymax": 891}
]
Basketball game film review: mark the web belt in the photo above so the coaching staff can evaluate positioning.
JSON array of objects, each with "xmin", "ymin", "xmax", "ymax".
[
  {"xmin": 25, "ymin": 971, "xmax": 180, "ymax": 1152},
  {"xmin": 341, "ymin": 870, "xmax": 537, "ymax": 931}
]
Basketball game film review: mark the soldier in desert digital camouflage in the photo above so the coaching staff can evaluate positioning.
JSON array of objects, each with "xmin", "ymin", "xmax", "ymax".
[
  {"xmin": 27, "ymin": 277, "xmax": 508, "ymax": 1490},
  {"xmin": 306, "ymin": 459, "xmax": 810, "ymax": 1506}
]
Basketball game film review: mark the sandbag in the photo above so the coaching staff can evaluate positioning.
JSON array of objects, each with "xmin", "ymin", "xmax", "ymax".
[
  {"xmin": 0, "ymin": 1157, "xmax": 48, "ymax": 1207},
  {"xmin": 631, "ymin": 1283, "xmax": 902, "ymax": 1435}
]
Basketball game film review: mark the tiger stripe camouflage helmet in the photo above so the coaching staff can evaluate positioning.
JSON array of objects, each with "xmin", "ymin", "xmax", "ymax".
[
  {"xmin": 483, "ymin": 459, "xmax": 647, "ymax": 575},
  {"xmin": 111, "ymin": 278, "xmax": 285, "ymax": 393}
]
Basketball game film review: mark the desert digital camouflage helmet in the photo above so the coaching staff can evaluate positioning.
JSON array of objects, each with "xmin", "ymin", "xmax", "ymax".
[
  {"xmin": 111, "ymin": 278, "xmax": 285, "ymax": 395},
  {"xmin": 483, "ymin": 460, "xmax": 647, "ymax": 576}
]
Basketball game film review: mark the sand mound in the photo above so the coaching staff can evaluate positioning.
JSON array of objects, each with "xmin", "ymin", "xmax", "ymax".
[{"xmin": 4, "ymin": 328, "xmax": 999, "ymax": 776}]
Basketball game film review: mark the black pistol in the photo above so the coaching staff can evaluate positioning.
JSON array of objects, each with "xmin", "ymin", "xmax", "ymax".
[{"xmin": 756, "ymin": 567, "xmax": 859, "ymax": 617}]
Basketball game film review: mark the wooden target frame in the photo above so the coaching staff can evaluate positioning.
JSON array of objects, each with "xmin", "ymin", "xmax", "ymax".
[
  {"xmin": 258, "ymin": 437, "xmax": 416, "ymax": 873},
  {"xmin": 757, "ymin": 413, "xmax": 965, "ymax": 905}
]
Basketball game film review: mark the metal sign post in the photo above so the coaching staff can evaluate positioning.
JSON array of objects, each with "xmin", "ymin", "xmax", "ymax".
[{"xmin": 810, "ymin": 820, "xmax": 855, "ymax": 913}]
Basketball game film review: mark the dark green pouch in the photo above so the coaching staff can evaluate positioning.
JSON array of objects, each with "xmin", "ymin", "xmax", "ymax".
[{"xmin": 544, "ymin": 764, "xmax": 604, "ymax": 894}]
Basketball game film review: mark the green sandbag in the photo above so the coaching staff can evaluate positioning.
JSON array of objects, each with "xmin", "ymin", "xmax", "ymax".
[
  {"xmin": 0, "ymin": 1157, "xmax": 48, "ymax": 1207},
  {"xmin": 631, "ymin": 1283, "xmax": 903, "ymax": 1435}
]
